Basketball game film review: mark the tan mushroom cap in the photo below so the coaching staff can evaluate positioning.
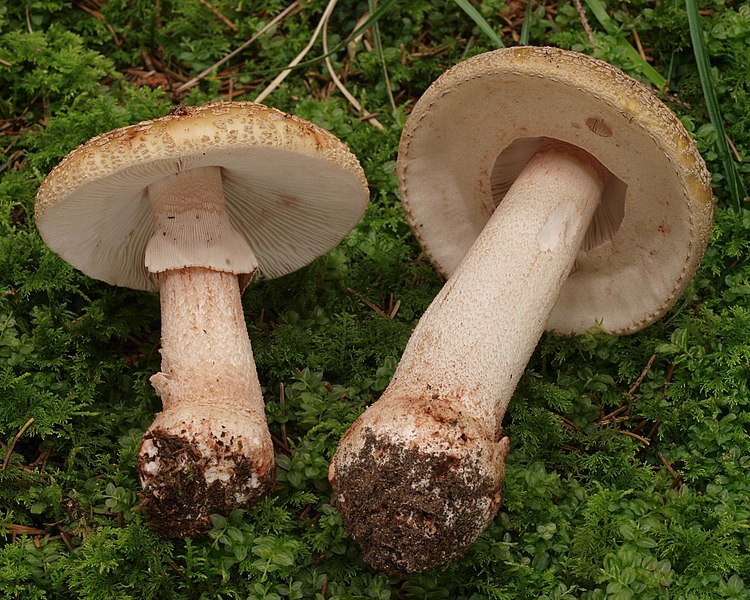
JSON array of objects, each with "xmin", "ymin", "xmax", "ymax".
[
  {"xmin": 36, "ymin": 101, "xmax": 369, "ymax": 291},
  {"xmin": 398, "ymin": 46, "xmax": 714, "ymax": 334}
]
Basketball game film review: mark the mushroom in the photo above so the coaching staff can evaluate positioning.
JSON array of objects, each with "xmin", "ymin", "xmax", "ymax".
[
  {"xmin": 329, "ymin": 47, "xmax": 713, "ymax": 574},
  {"xmin": 35, "ymin": 101, "xmax": 368, "ymax": 536}
]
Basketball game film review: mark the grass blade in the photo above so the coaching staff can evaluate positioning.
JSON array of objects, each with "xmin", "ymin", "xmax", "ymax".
[
  {"xmin": 368, "ymin": 0, "xmax": 397, "ymax": 113},
  {"xmin": 520, "ymin": 0, "xmax": 533, "ymax": 46},
  {"xmin": 452, "ymin": 0, "xmax": 504, "ymax": 48},
  {"xmin": 582, "ymin": 0, "xmax": 667, "ymax": 91},
  {"xmin": 686, "ymin": 0, "xmax": 747, "ymax": 210},
  {"xmin": 583, "ymin": 0, "xmax": 616, "ymax": 34}
]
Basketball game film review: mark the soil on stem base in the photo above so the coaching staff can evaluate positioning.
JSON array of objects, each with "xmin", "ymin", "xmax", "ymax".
[
  {"xmin": 138, "ymin": 433, "xmax": 273, "ymax": 536},
  {"xmin": 138, "ymin": 405, "xmax": 275, "ymax": 537},
  {"xmin": 330, "ymin": 397, "xmax": 509, "ymax": 574}
]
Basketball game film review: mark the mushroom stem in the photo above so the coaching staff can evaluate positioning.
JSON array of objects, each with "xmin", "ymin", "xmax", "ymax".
[
  {"xmin": 150, "ymin": 267, "xmax": 264, "ymax": 416},
  {"xmin": 330, "ymin": 141, "xmax": 608, "ymax": 573},
  {"xmin": 137, "ymin": 166, "xmax": 273, "ymax": 537},
  {"xmin": 393, "ymin": 141, "xmax": 608, "ymax": 430}
]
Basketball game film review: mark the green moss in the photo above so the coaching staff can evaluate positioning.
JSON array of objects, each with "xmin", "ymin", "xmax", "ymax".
[{"xmin": 1, "ymin": 0, "xmax": 750, "ymax": 597}]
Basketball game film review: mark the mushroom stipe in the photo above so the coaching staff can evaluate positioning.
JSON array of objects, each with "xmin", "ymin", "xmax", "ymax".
[{"xmin": 138, "ymin": 424, "xmax": 273, "ymax": 537}]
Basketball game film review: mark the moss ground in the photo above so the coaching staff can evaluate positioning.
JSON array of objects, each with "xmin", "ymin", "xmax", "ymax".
[{"xmin": 1, "ymin": 1, "xmax": 750, "ymax": 598}]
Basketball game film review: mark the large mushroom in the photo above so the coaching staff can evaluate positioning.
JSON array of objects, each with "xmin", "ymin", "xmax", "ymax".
[
  {"xmin": 35, "ymin": 101, "xmax": 368, "ymax": 536},
  {"xmin": 329, "ymin": 47, "xmax": 714, "ymax": 574}
]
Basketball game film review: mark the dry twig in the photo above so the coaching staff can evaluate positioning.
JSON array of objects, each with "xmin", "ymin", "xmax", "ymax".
[
  {"xmin": 619, "ymin": 430, "xmax": 650, "ymax": 446},
  {"xmin": 3, "ymin": 523, "xmax": 46, "ymax": 536},
  {"xmin": 2, "ymin": 417, "xmax": 35, "ymax": 471},
  {"xmin": 175, "ymin": 1, "xmax": 300, "ymax": 95},
  {"xmin": 346, "ymin": 288, "xmax": 401, "ymax": 319},
  {"xmin": 572, "ymin": 0, "xmax": 594, "ymax": 44},
  {"xmin": 255, "ymin": 0, "xmax": 339, "ymax": 103},
  {"xmin": 78, "ymin": 3, "xmax": 122, "ymax": 45},
  {"xmin": 628, "ymin": 354, "xmax": 657, "ymax": 401},
  {"xmin": 631, "ymin": 27, "xmax": 647, "ymax": 61},
  {"xmin": 726, "ymin": 133, "xmax": 743, "ymax": 162},
  {"xmin": 387, "ymin": 294, "xmax": 401, "ymax": 319},
  {"xmin": 198, "ymin": 0, "xmax": 237, "ymax": 31},
  {"xmin": 322, "ymin": 8, "xmax": 384, "ymax": 129}
]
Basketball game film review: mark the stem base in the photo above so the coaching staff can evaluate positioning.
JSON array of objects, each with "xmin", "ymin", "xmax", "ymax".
[
  {"xmin": 330, "ymin": 396, "xmax": 509, "ymax": 574},
  {"xmin": 138, "ymin": 404, "xmax": 274, "ymax": 537}
]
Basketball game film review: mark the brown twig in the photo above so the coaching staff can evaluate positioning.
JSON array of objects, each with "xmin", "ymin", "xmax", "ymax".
[
  {"xmin": 629, "ymin": 354, "xmax": 657, "ymax": 401},
  {"xmin": 197, "ymin": 0, "xmax": 237, "ymax": 31},
  {"xmin": 665, "ymin": 364, "xmax": 675, "ymax": 383},
  {"xmin": 559, "ymin": 415, "xmax": 582, "ymax": 432},
  {"xmin": 226, "ymin": 76, "xmax": 234, "ymax": 101},
  {"xmin": 151, "ymin": 549, "xmax": 188, "ymax": 579},
  {"xmin": 646, "ymin": 420, "xmax": 662, "ymax": 441},
  {"xmin": 271, "ymin": 434, "xmax": 292, "ymax": 455},
  {"xmin": 2, "ymin": 417, "xmax": 35, "ymax": 470},
  {"xmin": 58, "ymin": 527, "xmax": 76, "ymax": 551},
  {"xmin": 2, "ymin": 523, "xmax": 46, "ymax": 536},
  {"xmin": 661, "ymin": 364, "xmax": 675, "ymax": 396},
  {"xmin": 599, "ymin": 405, "xmax": 628, "ymax": 424},
  {"xmin": 78, "ymin": 4, "xmax": 122, "ymax": 45},
  {"xmin": 388, "ymin": 296, "xmax": 401, "ymax": 320},
  {"xmin": 361, "ymin": 297, "xmax": 389, "ymax": 318},
  {"xmin": 658, "ymin": 452, "xmax": 684, "ymax": 489},
  {"xmin": 346, "ymin": 288, "xmax": 402, "ymax": 319},
  {"xmin": 631, "ymin": 27, "xmax": 647, "ymax": 61},
  {"xmin": 572, "ymin": 0, "xmax": 594, "ymax": 44},
  {"xmin": 658, "ymin": 452, "xmax": 679, "ymax": 480},
  {"xmin": 28, "ymin": 448, "xmax": 51, "ymax": 473},
  {"xmin": 725, "ymin": 133, "xmax": 743, "ymax": 162},
  {"xmin": 619, "ymin": 430, "xmax": 650, "ymax": 446},
  {"xmin": 142, "ymin": 51, "xmax": 155, "ymax": 72}
]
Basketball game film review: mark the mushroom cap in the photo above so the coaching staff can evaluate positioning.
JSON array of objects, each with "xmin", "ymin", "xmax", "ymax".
[
  {"xmin": 35, "ymin": 101, "xmax": 369, "ymax": 291},
  {"xmin": 397, "ymin": 46, "xmax": 714, "ymax": 334}
]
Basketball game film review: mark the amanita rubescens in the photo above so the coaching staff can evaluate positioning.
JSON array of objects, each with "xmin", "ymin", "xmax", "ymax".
[
  {"xmin": 35, "ymin": 101, "xmax": 368, "ymax": 536},
  {"xmin": 330, "ymin": 47, "xmax": 713, "ymax": 574}
]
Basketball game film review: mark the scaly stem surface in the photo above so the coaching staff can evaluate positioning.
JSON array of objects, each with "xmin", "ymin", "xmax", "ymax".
[
  {"xmin": 150, "ymin": 266, "xmax": 265, "ymax": 419},
  {"xmin": 388, "ymin": 141, "xmax": 608, "ymax": 432}
]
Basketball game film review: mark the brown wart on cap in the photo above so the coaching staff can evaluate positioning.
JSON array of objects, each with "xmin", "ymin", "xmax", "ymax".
[
  {"xmin": 329, "ymin": 47, "xmax": 713, "ymax": 574},
  {"xmin": 35, "ymin": 101, "xmax": 369, "ymax": 537}
]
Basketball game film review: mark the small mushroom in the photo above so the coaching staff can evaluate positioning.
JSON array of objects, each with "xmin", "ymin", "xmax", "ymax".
[
  {"xmin": 329, "ymin": 47, "xmax": 713, "ymax": 574},
  {"xmin": 35, "ymin": 101, "xmax": 368, "ymax": 536}
]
